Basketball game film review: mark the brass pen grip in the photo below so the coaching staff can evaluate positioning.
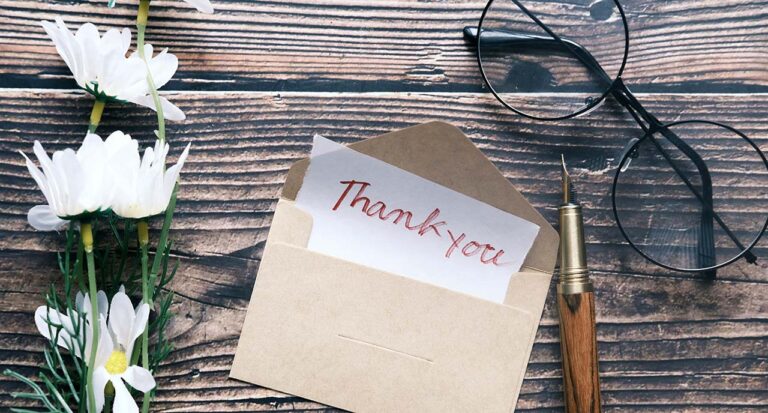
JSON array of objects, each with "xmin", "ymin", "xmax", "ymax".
[
  {"xmin": 559, "ymin": 204, "xmax": 592, "ymax": 294},
  {"xmin": 557, "ymin": 291, "xmax": 602, "ymax": 413}
]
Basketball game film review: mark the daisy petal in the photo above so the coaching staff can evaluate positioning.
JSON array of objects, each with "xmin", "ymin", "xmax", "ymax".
[
  {"xmin": 74, "ymin": 23, "xmax": 100, "ymax": 82},
  {"xmin": 146, "ymin": 47, "xmax": 178, "ymax": 89},
  {"xmin": 20, "ymin": 150, "xmax": 51, "ymax": 205},
  {"xmin": 33, "ymin": 141, "xmax": 65, "ymax": 215},
  {"xmin": 41, "ymin": 19, "xmax": 83, "ymax": 86},
  {"xmin": 91, "ymin": 367, "xmax": 110, "ymax": 413},
  {"xmin": 101, "ymin": 27, "xmax": 130, "ymax": 55},
  {"xmin": 122, "ymin": 365, "xmax": 156, "ymax": 393},
  {"xmin": 128, "ymin": 303, "xmax": 150, "ymax": 356},
  {"xmin": 97, "ymin": 290, "xmax": 109, "ymax": 318},
  {"xmin": 34, "ymin": 306, "xmax": 81, "ymax": 358},
  {"xmin": 112, "ymin": 377, "xmax": 140, "ymax": 413},
  {"xmin": 126, "ymin": 95, "xmax": 186, "ymax": 121},
  {"xmin": 119, "ymin": 27, "xmax": 131, "ymax": 52},
  {"xmin": 184, "ymin": 0, "xmax": 214, "ymax": 13},
  {"xmin": 108, "ymin": 289, "xmax": 136, "ymax": 350},
  {"xmin": 28, "ymin": 205, "xmax": 67, "ymax": 231},
  {"xmin": 95, "ymin": 316, "xmax": 114, "ymax": 368},
  {"xmin": 76, "ymin": 291, "xmax": 84, "ymax": 313},
  {"xmin": 162, "ymin": 143, "xmax": 191, "ymax": 202}
]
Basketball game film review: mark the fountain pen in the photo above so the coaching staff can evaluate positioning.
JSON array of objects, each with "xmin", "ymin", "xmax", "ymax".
[{"xmin": 557, "ymin": 156, "xmax": 602, "ymax": 413}]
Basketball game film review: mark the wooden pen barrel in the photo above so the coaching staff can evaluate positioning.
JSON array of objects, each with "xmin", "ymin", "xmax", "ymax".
[{"xmin": 557, "ymin": 292, "xmax": 601, "ymax": 413}]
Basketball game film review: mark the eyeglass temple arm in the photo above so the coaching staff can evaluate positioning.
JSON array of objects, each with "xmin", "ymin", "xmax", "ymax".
[
  {"xmin": 464, "ymin": 27, "xmax": 756, "ymax": 271},
  {"xmin": 467, "ymin": 0, "xmax": 616, "ymax": 88},
  {"xmin": 463, "ymin": 27, "xmax": 613, "ymax": 86}
]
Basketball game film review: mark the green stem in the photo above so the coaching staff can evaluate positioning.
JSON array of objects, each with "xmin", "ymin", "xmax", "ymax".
[
  {"xmin": 136, "ymin": 187, "xmax": 177, "ymax": 413},
  {"xmin": 141, "ymin": 389, "xmax": 151, "ymax": 412},
  {"xmin": 63, "ymin": 225, "xmax": 73, "ymax": 305},
  {"xmin": 137, "ymin": 219, "xmax": 152, "ymax": 413},
  {"xmin": 151, "ymin": 184, "xmax": 177, "ymax": 279},
  {"xmin": 136, "ymin": 3, "xmax": 172, "ymax": 411},
  {"xmin": 75, "ymin": 236, "xmax": 85, "ymax": 293},
  {"xmin": 88, "ymin": 99, "xmax": 105, "ymax": 133},
  {"xmin": 138, "ymin": 221, "xmax": 150, "ymax": 302},
  {"xmin": 137, "ymin": 0, "xmax": 167, "ymax": 144},
  {"xmin": 81, "ymin": 221, "xmax": 98, "ymax": 413}
]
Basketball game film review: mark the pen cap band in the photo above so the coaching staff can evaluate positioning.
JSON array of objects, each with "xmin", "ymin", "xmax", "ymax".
[{"xmin": 559, "ymin": 204, "xmax": 591, "ymax": 292}]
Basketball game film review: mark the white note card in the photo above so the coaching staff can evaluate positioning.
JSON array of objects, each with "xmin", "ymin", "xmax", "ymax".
[{"xmin": 294, "ymin": 135, "xmax": 540, "ymax": 303}]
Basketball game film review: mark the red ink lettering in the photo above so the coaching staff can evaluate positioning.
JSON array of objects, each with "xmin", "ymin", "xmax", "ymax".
[
  {"xmin": 447, "ymin": 230, "xmax": 509, "ymax": 266},
  {"xmin": 445, "ymin": 230, "xmax": 465, "ymax": 258},
  {"xmin": 349, "ymin": 187, "xmax": 371, "ymax": 211},
  {"xmin": 381, "ymin": 208, "xmax": 413, "ymax": 227},
  {"xmin": 482, "ymin": 248, "xmax": 509, "ymax": 266},
  {"xmin": 366, "ymin": 201, "xmax": 386, "ymax": 217},
  {"xmin": 333, "ymin": 180, "xmax": 371, "ymax": 211},
  {"xmin": 481, "ymin": 246, "xmax": 500, "ymax": 264},
  {"xmin": 461, "ymin": 241, "xmax": 483, "ymax": 257},
  {"xmin": 333, "ymin": 181, "xmax": 512, "ymax": 267},
  {"xmin": 414, "ymin": 208, "xmax": 446, "ymax": 237}
]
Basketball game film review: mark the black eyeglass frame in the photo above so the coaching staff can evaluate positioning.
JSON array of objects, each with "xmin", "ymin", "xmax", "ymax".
[
  {"xmin": 465, "ymin": 0, "xmax": 768, "ymax": 275},
  {"xmin": 612, "ymin": 120, "xmax": 768, "ymax": 274}
]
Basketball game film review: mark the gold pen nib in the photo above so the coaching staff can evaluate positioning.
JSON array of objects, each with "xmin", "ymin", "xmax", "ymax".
[
  {"xmin": 561, "ymin": 155, "xmax": 577, "ymax": 205},
  {"xmin": 558, "ymin": 154, "xmax": 590, "ymax": 292}
]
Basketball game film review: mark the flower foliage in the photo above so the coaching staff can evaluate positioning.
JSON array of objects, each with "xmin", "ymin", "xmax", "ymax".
[{"xmin": 3, "ymin": 1, "xmax": 210, "ymax": 412}]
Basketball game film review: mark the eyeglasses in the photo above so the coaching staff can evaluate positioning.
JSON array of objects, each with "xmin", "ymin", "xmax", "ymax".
[{"xmin": 464, "ymin": 0, "xmax": 768, "ymax": 276}]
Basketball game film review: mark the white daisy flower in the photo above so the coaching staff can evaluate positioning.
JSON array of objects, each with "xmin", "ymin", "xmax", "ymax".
[
  {"xmin": 35, "ymin": 287, "xmax": 155, "ymax": 413},
  {"xmin": 21, "ymin": 131, "xmax": 138, "ymax": 231},
  {"xmin": 92, "ymin": 289, "xmax": 154, "ymax": 413},
  {"xmin": 41, "ymin": 18, "xmax": 185, "ymax": 121},
  {"xmin": 111, "ymin": 138, "xmax": 191, "ymax": 219}
]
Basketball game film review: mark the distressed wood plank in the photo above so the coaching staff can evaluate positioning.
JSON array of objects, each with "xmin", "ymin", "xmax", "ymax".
[
  {"xmin": 0, "ymin": 0, "xmax": 767, "ymax": 92},
  {"xmin": 3, "ymin": 0, "xmax": 768, "ymax": 409},
  {"xmin": 0, "ymin": 90, "xmax": 767, "ymax": 411},
  {"xmin": 1, "ymin": 250, "xmax": 766, "ymax": 411},
  {"xmin": 1, "ymin": 90, "xmax": 766, "ymax": 281}
]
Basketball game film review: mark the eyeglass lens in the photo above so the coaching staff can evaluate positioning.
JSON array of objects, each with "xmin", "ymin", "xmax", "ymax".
[
  {"xmin": 614, "ymin": 121, "xmax": 768, "ymax": 271},
  {"xmin": 477, "ymin": 0, "xmax": 628, "ymax": 120}
]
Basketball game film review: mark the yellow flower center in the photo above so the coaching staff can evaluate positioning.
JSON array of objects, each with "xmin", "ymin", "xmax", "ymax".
[{"xmin": 105, "ymin": 351, "xmax": 128, "ymax": 375}]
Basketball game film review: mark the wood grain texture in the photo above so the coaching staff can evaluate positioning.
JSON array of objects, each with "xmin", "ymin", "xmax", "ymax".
[
  {"xmin": 558, "ymin": 292, "xmax": 602, "ymax": 413},
  {"xmin": 2, "ymin": 0, "xmax": 768, "ymax": 410},
  {"xmin": 3, "ymin": 91, "xmax": 767, "ymax": 279},
  {"xmin": 0, "ymin": 90, "xmax": 766, "ymax": 411},
  {"xmin": 1, "ymin": 0, "xmax": 768, "ymax": 93}
]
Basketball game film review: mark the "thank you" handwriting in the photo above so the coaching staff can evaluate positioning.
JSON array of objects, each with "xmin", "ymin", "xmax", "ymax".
[{"xmin": 332, "ymin": 180, "xmax": 509, "ymax": 266}]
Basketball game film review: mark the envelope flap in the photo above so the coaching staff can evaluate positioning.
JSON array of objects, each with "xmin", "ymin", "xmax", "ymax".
[{"xmin": 282, "ymin": 121, "xmax": 558, "ymax": 273}]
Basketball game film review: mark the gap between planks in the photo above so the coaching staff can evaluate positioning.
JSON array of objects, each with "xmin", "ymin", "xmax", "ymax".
[{"xmin": 4, "ymin": 88, "xmax": 768, "ymax": 97}]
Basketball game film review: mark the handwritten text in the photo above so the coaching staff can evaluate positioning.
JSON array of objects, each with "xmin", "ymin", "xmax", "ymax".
[{"xmin": 332, "ymin": 180, "xmax": 509, "ymax": 266}]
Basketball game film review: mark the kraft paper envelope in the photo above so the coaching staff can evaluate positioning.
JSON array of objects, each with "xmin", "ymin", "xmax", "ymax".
[{"xmin": 231, "ymin": 121, "xmax": 559, "ymax": 412}]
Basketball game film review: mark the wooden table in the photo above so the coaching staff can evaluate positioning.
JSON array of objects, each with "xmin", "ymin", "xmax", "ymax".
[{"xmin": 1, "ymin": 0, "xmax": 767, "ymax": 411}]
